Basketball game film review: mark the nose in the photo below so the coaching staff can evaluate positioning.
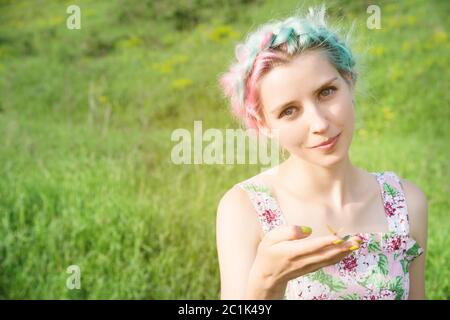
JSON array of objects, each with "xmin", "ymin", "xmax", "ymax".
[{"xmin": 307, "ymin": 105, "xmax": 329, "ymax": 134}]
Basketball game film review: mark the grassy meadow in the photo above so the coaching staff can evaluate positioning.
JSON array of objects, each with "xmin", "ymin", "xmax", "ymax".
[{"xmin": 0, "ymin": 0, "xmax": 449, "ymax": 299}]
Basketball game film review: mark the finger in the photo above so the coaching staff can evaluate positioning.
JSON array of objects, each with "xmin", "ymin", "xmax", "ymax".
[
  {"xmin": 295, "ymin": 237, "xmax": 362, "ymax": 272},
  {"xmin": 300, "ymin": 252, "xmax": 350, "ymax": 277},
  {"xmin": 264, "ymin": 225, "xmax": 313, "ymax": 246},
  {"xmin": 285, "ymin": 235, "xmax": 361, "ymax": 259}
]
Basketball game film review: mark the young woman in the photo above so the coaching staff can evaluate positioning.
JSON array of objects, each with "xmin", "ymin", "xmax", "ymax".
[{"xmin": 216, "ymin": 6, "xmax": 427, "ymax": 300}]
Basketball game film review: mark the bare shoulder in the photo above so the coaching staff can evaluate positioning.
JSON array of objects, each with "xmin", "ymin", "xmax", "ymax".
[
  {"xmin": 399, "ymin": 177, "xmax": 428, "ymax": 299},
  {"xmin": 217, "ymin": 167, "xmax": 280, "ymax": 244},
  {"xmin": 216, "ymin": 183, "xmax": 264, "ymax": 299},
  {"xmin": 401, "ymin": 178, "xmax": 428, "ymax": 219},
  {"xmin": 400, "ymin": 177, "xmax": 428, "ymax": 247},
  {"xmin": 216, "ymin": 184, "xmax": 264, "ymax": 243},
  {"xmin": 217, "ymin": 168, "xmax": 277, "ymax": 210},
  {"xmin": 217, "ymin": 184, "xmax": 254, "ymax": 214}
]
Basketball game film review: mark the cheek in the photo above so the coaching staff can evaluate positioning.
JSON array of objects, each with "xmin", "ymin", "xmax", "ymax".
[
  {"xmin": 332, "ymin": 100, "xmax": 355, "ymax": 146},
  {"xmin": 330, "ymin": 97, "xmax": 355, "ymax": 128},
  {"xmin": 342, "ymin": 101, "xmax": 355, "ymax": 130},
  {"xmin": 273, "ymin": 123, "xmax": 308, "ymax": 149}
]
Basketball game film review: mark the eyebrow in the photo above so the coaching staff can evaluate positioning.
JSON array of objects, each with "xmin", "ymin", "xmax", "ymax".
[{"xmin": 270, "ymin": 76, "xmax": 339, "ymax": 114}]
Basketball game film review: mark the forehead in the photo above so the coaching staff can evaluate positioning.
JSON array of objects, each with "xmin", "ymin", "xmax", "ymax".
[{"xmin": 258, "ymin": 50, "xmax": 340, "ymax": 110}]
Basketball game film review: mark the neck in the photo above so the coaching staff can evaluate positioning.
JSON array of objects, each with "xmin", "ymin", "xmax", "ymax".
[{"xmin": 276, "ymin": 154, "xmax": 363, "ymax": 210}]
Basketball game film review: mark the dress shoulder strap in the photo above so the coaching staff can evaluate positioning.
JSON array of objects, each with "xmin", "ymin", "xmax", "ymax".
[
  {"xmin": 236, "ymin": 178, "xmax": 287, "ymax": 234},
  {"xmin": 238, "ymin": 172, "xmax": 412, "ymax": 236},
  {"xmin": 373, "ymin": 171, "xmax": 411, "ymax": 235}
]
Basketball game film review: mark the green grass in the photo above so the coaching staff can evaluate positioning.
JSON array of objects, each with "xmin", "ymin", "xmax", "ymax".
[{"xmin": 0, "ymin": 0, "xmax": 449, "ymax": 299}]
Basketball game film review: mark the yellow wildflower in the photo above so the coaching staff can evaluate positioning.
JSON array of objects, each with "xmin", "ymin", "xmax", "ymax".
[
  {"xmin": 432, "ymin": 31, "xmax": 448, "ymax": 44},
  {"xmin": 382, "ymin": 107, "xmax": 395, "ymax": 121},
  {"xmin": 99, "ymin": 95, "xmax": 108, "ymax": 104},
  {"xmin": 358, "ymin": 128, "xmax": 368, "ymax": 138},
  {"xmin": 209, "ymin": 25, "xmax": 239, "ymax": 42},
  {"xmin": 369, "ymin": 46, "xmax": 386, "ymax": 57},
  {"xmin": 171, "ymin": 78, "xmax": 193, "ymax": 90}
]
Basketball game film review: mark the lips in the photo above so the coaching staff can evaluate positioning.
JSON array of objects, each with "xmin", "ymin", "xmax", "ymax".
[{"xmin": 311, "ymin": 133, "xmax": 340, "ymax": 148}]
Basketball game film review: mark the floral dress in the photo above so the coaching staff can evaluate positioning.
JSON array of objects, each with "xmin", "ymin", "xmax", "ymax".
[{"xmin": 237, "ymin": 171, "xmax": 424, "ymax": 300}]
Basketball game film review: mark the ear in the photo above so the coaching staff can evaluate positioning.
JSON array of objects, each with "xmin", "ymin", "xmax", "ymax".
[
  {"xmin": 344, "ymin": 73, "xmax": 355, "ymax": 91},
  {"xmin": 346, "ymin": 73, "xmax": 353, "ymax": 82}
]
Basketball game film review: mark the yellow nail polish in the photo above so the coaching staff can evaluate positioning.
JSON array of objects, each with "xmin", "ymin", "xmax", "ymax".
[
  {"xmin": 349, "ymin": 245, "xmax": 360, "ymax": 251},
  {"xmin": 300, "ymin": 226, "xmax": 312, "ymax": 234},
  {"xmin": 332, "ymin": 239, "xmax": 344, "ymax": 245}
]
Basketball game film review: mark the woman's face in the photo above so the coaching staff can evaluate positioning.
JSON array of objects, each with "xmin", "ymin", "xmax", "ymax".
[{"xmin": 257, "ymin": 49, "xmax": 355, "ymax": 167}]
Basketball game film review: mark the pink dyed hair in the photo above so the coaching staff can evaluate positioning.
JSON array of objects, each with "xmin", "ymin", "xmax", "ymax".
[{"xmin": 220, "ymin": 49, "xmax": 293, "ymax": 131}]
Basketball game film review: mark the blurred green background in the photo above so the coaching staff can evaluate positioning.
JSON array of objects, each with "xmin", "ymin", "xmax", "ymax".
[{"xmin": 0, "ymin": 0, "xmax": 448, "ymax": 299}]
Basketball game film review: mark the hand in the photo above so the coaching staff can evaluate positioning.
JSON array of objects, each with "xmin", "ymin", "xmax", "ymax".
[{"xmin": 247, "ymin": 225, "xmax": 361, "ymax": 298}]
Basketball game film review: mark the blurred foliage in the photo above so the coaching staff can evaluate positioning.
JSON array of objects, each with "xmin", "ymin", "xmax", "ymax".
[
  {"xmin": 0, "ymin": 0, "xmax": 448, "ymax": 300},
  {"xmin": 117, "ymin": 0, "xmax": 262, "ymax": 30}
]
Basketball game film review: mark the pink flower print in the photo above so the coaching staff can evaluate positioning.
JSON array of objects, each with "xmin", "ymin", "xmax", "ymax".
[
  {"xmin": 396, "ymin": 197, "xmax": 405, "ymax": 204},
  {"xmin": 364, "ymin": 289, "xmax": 397, "ymax": 300},
  {"xmin": 380, "ymin": 289, "xmax": 397, "ymax": 299},
  {"xmin": 312, "ymin": 293, "xmax": 328, "ymax": 300},
  {"xmin": 356, "ymin": 233, "xmax": 369, "ymax": 249},
  {"xmin": 387, "ymin": 236, "xmax": 402, "ymax": 252},
  {"xmin": 363, "ymin": 289, "xmax": 382, "ymax": 300},
  {"xmin": 356, "ymin": 253, "xmax": 378, "ymax": 274},
  {"xmin": 262, "ymin": 209, "xmax": 277, "ymax": 224},
  {"xmin": 384, "ymin": 201, "xmax": 396, "ymax": 217},
  {"xmin": 341, "ymin": 255, "xmax": 357, "ymax": 273}
]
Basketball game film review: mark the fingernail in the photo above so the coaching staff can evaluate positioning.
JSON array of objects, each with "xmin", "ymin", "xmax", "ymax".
[
  {"xmin": 332, "ymin": 239, "xmax": 344, "ymax": 245},
  {"xmin": 326, "ymin": 224, "xmax": 337, "ymax": 235},
  {"xmin": 300, "ymin": 226, "xmax": 312, "ymax": 234},
  {"xmin": 349, "ymin": 245, "xmax": 360, "ymax": 251}
]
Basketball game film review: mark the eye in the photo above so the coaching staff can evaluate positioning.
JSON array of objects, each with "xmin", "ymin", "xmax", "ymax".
[
  {"xmin": 319, "ymin": 86, "xmax": 337, "ymax": 98},
  {"xmin": 279, "ymin": 106, "xmax": 297, "ymax": 118}
]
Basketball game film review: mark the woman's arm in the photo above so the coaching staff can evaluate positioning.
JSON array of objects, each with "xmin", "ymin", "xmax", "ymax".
[
  {"xmin": 216, "ymin": 185, "xmax": 265, "ymax": 299},
  {"xmin": 402, "ymin": 179, "xmax": 428, "ymax": 300}
]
